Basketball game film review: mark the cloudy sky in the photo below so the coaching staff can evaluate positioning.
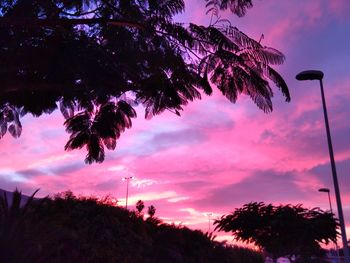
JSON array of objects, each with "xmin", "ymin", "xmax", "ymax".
[{"xmin": 1, "ymin": 0, "xmax": 350, "ymax": 243}]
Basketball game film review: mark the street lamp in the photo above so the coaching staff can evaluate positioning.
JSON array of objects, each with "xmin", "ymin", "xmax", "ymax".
[
  {"xmin": 296, "ymin": 70, "xmax": 350, "ymax": 263},
  {"xmin": 319, "ymin": 188, "xmax": 333, "ymax": 214},
  {"xmin": 207, "ymin": 213, "xmax": 212, "ymax": 233},
  {"xmin": 319, "ymin": 188, "xmax": 339, "ymax": 262},
  {"xmin": 122, "ymin": 176, "xmax": 134, "ymax": 209}
]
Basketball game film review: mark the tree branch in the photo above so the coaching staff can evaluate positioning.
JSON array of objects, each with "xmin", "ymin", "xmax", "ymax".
[{"xmin": 0, "ymin": 17, "xmax": 144, "ymax": 29}]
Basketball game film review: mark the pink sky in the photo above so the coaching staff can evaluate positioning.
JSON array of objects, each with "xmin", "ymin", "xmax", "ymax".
[{"xmin": 1, "ymin": 0, "xmax": 350, "ymax": 244}]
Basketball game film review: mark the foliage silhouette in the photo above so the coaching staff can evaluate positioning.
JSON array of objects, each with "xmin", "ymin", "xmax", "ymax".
[
  {"xmin": 147, "ymin": 204, "xmax": 156, "ymax": 217},
  {"xmin": 136, "ymin": 199, "xmax": 145, "ymax": 215},
  {"xmin": 0, "ymin": 0, "xmax": 290, "ymax": 163},
  {"xmin": 0, "ymin": 189, "xmax": 264, "ymax": 263},
  {"xmin": 0, "ymin": 189, "xmax": 39, "ymax": 262},
  {"xmin": 206, "ymin": 0, "xmax": 254, "ymax": 19},
  {"xmin": 214, "ymin": 202, "xmax": 338, "ymax": 262},
  {"xmin": 0, "ymin": 189, "xmax": 84, "ymax": 263}
]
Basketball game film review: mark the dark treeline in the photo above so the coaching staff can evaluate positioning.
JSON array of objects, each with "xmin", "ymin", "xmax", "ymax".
[{"xmin": 0, "ymin": 190, "xmax": 263, "ymax": 263}]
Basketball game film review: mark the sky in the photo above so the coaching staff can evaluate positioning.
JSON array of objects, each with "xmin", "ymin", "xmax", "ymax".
[{"xmin": 1, "ymin": 0, "xmax": 350, "ymax": 245}]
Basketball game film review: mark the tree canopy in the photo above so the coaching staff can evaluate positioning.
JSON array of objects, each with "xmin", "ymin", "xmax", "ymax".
[
  {"xmin": 214, "ymin": 202, "xmax": 338, "ymax": 262},
  {"xmin": 0, "ymin": 0, "xmax": 290, "ymax": 163}
]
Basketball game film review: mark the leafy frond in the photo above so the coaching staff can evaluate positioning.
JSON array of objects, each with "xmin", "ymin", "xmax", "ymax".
[
  {"xmin": 117, "ymin": 100, "xmax": 137, "ymax": 128},
  {"xmin": 21, "ymin": 189, "xmax": 39, "ymax": 215},
  {"xmin": 85, "ymin": 134, "xmax": 104, "ymax": 164},
  {"xmin": 8, "ymin": 122, "xmax": 22, "ymax": 138},
  {"xmin": 157, "ymin": 0, "xmax": 185, "ymax": 17},
  {"xmin": 59, "ymin": 99, "xmax": 75, "ymax": 120},
  {"xmin": 64, "ymin": 129, "xmax": 91, "ymax": 151},
  {"xmin": 0, "ymin": 113, "xmax": 7, "ymax": 139},
  {"xmin": 103, "ymin": 137, "xmax": 117, "ymax": 150},
  {"xmin": 206, "ymin": 48, "xmax": 274, "ymax": 112},
  {"xmin": 220, "ymin": 25, "xmax": 261, "ymax": 49},
  {"xmin": 0, "ymin": 106, "xmax": 22, "ymax": 139},
  {"xmin": 0, "ymin": 190, "xmax": 9, "ymax": 218},
  {"xmin": 64, "ymin": 111, "xmax": 92, "ymax": 151},
  {"xmin": 9, "ymin": 188, "xmax": 22, "ymax": 217},
  {"xmin": 239, "ymin": 47, "xmax": 285, "ymax": 66},
  {"xmin": 217, "ymin": 0, "xmax": 254, "ymax": 17},
  {"xmin": 92, "ymin": 102, "xmax": 120, "ymax": 139},
  {"xmin": 207, "ymin": 26, "xmax": 240, "ymax": 51},
  {"xmin": 268, "ymin": 67, "xmax": 291, "ymax": 102},
  {"xmin": 64, "ymin": 112, "xmax": 91, "ymax": 134},
  {"xmin": 64, "ymin": 101, "xmax": 136, "ymax": 163}
]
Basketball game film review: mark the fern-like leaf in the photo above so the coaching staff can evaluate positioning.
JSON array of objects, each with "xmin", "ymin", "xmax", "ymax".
[{"xmin": 268, "ymin": 67, "xmax": 291, "ymax": 102}]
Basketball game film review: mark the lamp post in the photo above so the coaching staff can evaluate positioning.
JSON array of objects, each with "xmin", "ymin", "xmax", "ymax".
[
  {"xmin": 319, "ymin": 188, "xmax": 333, "ymax": 214},
  {"xmin": 207, "ymin": 213, "xmax": 212, "ymax": 233},
  {"xmin": 319, "ymin": 188, "xmax": 339, "ymax": 262},
  {"xmin": 296, "ymin": 70, "xmax": 350, "ymax": 263},
  {"xmin": 122, "ymin": 176, "xmax": 134, "ymax": 209}
]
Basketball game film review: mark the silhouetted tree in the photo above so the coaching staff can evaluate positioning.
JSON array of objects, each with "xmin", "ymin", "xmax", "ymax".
[
  {"xmin": 34, "ymin": 191, "xmax": 148, "ymax": 263},
  {"xmin": 0, "ymin": 0, "xmax": 290, "ymax": 163},
  {"xmin": 136, "ymin": 199, "xmax": 145, "ymax": 215},
  {"xmin": 214, "ymin": 202, "xmax": 338, "ymax": 263},
  {"xmin": 147, "ymin": 205, "xmax": 156, "ymax": 218},
  {"xmin": 0, "ymin": 189, "xmax": 266, "ymax": 262}
]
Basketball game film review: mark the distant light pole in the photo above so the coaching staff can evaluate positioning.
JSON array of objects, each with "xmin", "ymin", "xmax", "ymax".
[
  {"xmin": 319, "ymin": 188, "xmax": 333, "ymax": 214},
  {"xmin": 122, "ymin": 176, "xmax": 134, "ymax": 209},
  {"xmin": 207, "ymin": 213, "xmax": 212, "ymax": 233},
  {"xmin": 319, "ymin": 188, "xmax": 339, "ymax": 262},
  {"xmin": 296, "ymin": 70, "xmax": 350, "ymax": 263}
]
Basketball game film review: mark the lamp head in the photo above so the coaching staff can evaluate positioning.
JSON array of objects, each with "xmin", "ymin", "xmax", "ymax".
[
  {"xmin": 319, "ymin": 188, "xmax": 330, "ymax": 193},
  {"xmin": 296, "ymin": 70, "xmax": 324, "ymax": 81},
  {"xmin": 122, "ymin": 176, "xmax": 135, "ymax": 180}
]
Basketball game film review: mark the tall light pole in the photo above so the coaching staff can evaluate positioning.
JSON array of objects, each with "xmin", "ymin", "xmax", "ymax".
[
  {"xmin": 319, "ymin": 188, "xmax": 339, "ymax": 262},
  {"xmin": 122, "ymin": 176, "xmax": 134, "ymax": 209},
  {"xmin": 296, "ymin": 70, "xmax": 350, "ymax": 263},
  {"xmin": 207, "ymin": 213, "xmax": 212, "ymax": 233}
]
